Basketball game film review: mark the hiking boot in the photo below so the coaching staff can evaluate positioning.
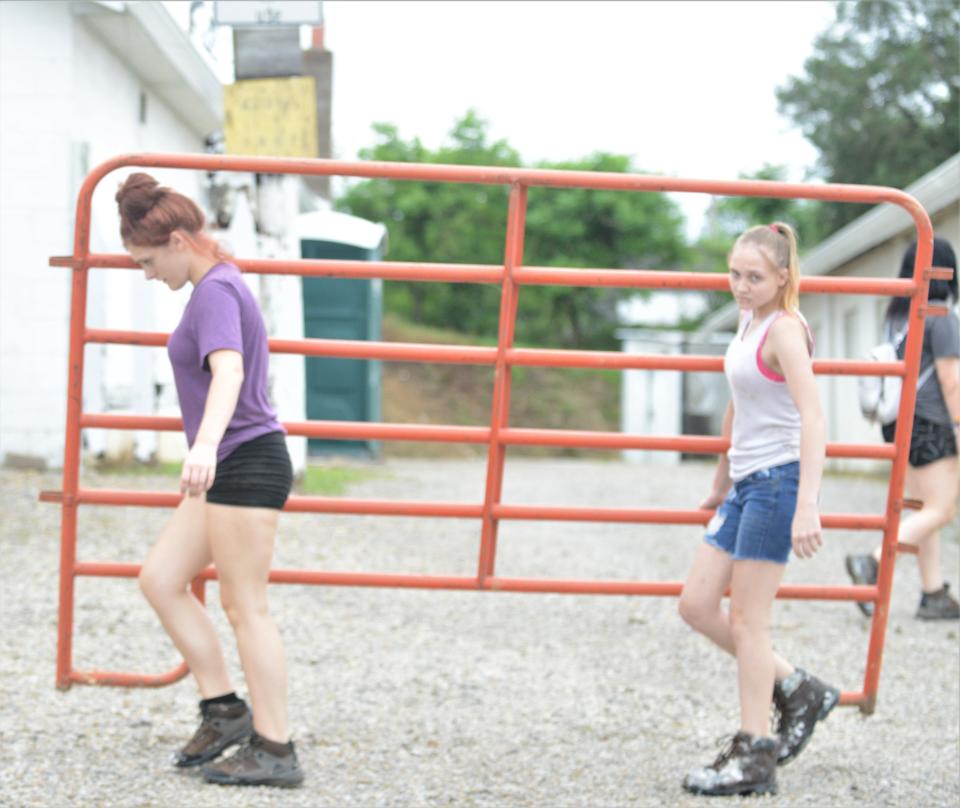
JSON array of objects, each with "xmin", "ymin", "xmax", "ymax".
[
  {"xmin": 772, "ymin": 668, "xmax": 840, "ymax": 766},
  {"xmin": 916, "ymin": 583, "xmax": 960, "ymax": 620},
  {"xmin": 201, "ymin": 732, "xmax": 304, "ymax": 788},
  {"xmin": 682, "ymin": 731, "xmax": 777, "ymax": 797},
  {"xmin": 845, "ymin": 554, "xmax": 878, "ymax": 616},
  {"xmin": 174, "ymin": 699, "xmax": 252, "ymax": 768}
]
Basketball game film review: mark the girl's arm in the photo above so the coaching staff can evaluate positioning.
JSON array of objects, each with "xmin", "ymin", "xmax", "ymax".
[
  {"xmin": 701, "ymin": 401, "xmax": 734, "ymax": 509},
  {"xmin": 770, "ymin": 317, "xmax": 826, "ymax": 559},
  {"xmin": 934, "ymin": 356, "xmax": 960, "ymax": 428},
  {"xmin": 181, "ymin": 349, "xmax": 244, "ymax": 497}
]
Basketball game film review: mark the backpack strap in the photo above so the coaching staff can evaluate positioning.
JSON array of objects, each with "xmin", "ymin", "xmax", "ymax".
[
  {"xmin": 916, "ymin": 362, "xmax": 936, "ymax": 392},
  {"xmin": 889, "ymin": 319, "xmax": 909, "ymax": 351},
  {"xmin": 888, "ymin": 318, "xmax": 936, "ymax": 392}
]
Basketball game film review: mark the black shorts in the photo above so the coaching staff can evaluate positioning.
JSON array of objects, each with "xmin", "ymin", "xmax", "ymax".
[
  {"xmin": 206, "ymin": 431, "xmax": 293, "ymax": 509},
  {"xmin": 882, "ymin": 416, "xmax": 958, "ymax": 468}
]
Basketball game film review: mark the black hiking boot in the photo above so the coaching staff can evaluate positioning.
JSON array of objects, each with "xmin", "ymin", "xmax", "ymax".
[
  {"xmin": 845, "ymin": 554, "xmax": 878, "ymax": 616},
  {"xmin": 682, "ymin": 731, "xmax": 778, "ymax": 797},
  {"xmin": 174, "ymin": 699, "xmax": 253, "ymax": 768},
  {"xmin": 202, "ymin": 731, "xmax": 304, "ymax": 788},
  {"xmin": 916, "ymin": 583, "xmax": 960, "ymax": 620},
  {"xmin": 772, "ymin": 668, "xmax": 840, "ymax": 766}
]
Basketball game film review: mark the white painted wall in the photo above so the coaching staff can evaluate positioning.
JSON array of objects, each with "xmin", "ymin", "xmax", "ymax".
[
  {"xmin": 1, "ymin": 2, "xmax": 310, "ymax": 474},
  {"xmin": 617, "ymin": 290, "xmax": 711, "ymax": 328},
  {"xmin": 621, "ymin": 332, "xmax": 684, "ymax": 465},
  {"xmin": 0, "ymin": 1, "xmax": 208, "ymax": 467},
  {"xmin": 75, "ymin": 14, "xmax": 207, "ymax": 462},
  {"xmin": 0, "ymin": 1, "xmax": 76, "ymax": 467}
]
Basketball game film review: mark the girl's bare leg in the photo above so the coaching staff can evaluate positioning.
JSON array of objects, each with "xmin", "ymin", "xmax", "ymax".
[
  {"xmin": 139, "ymin": 496, "xmax": 232, "ymax": 697},
  {"xmin": 207, "ymin": 503, "xmax": 289, "ymax": 742}
]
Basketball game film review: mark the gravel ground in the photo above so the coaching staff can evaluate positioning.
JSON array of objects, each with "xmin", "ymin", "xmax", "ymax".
[{"xmin": 1, "ymin": 458, "xmax": 958, "ymax": 808}]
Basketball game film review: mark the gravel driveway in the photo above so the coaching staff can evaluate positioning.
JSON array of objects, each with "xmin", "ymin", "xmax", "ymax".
[{"xmin": 1, "ymin": 459, "xmax": 958, "ymax": 807}]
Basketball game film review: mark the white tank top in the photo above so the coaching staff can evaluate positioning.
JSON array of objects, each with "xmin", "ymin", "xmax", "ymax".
[{"xmin": 724, "ymin": 309, "xmax": 813, "ymax": 481}]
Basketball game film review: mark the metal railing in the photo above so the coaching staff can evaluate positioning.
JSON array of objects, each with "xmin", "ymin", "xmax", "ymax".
[{"xmin": 41, "ymin": 152, "xmax": 950, "ymax": 713}]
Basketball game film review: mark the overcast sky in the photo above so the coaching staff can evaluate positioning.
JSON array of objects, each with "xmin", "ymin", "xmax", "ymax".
[{"xmin": 171, "ymin": 0, "xmax": 839, "ymax": 236}]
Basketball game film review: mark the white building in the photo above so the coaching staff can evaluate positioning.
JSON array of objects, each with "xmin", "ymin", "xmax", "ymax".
[
  {"xmin": 0, "ymin": 1, "xmax": 308, "ymax": 473},
  {"xmin": 617, "ymin": 290, "xmax": 716, "ymax": 464},
  {"xmin": 0, "ymin": 0, "xmax": 219, "ymax": 468}
]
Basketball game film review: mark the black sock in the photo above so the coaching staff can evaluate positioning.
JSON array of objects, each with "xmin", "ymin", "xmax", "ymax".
[{"xmin": 201, "ymin": 691, "xmax": 242, "ymax": 710}]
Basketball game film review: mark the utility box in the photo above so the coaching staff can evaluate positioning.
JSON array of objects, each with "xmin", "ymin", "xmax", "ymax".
[{"xmin": 297, "ymin": 211, "xmax": 388, "ymax": 456}]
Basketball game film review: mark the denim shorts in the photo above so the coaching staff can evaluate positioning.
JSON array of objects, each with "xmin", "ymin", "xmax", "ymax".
[
  {"xmin": 206, "ymin": 431, "xmax": 293, "ymax": 510},
  {"xmin": 703, "ymin": 461, "xmax": 800, "ymax": 564}
]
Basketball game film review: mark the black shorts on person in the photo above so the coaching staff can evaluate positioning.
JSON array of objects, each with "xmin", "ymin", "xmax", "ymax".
[
  {"xmin": 882, "ymin": 416, "xmax": 958, "ymax": 468},
  {"xmin": 206, "ymin": 431, "xmax": 293, "ymax": 509}
]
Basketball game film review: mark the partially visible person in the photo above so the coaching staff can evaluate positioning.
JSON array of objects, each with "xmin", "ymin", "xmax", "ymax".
[
  {"xmin": 678, "ymin": 223, "xmax": 839, "ymax": 798},
  {"xmin": 846, "ymin": 237, "xmax": 960, "ymax": 620}
]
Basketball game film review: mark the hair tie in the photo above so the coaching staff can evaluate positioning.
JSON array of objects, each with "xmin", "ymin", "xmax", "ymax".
[{"xmin": 769, "ymin": 224, "xmax": 779, "ymax": 233}]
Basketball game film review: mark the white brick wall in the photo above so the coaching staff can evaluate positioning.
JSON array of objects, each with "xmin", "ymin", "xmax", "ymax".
[
  {"xmin": 0, "ymin": 2, "xmax": 208, "ymax": 468},
  {"xmin": 1, "ymin": 2, "xmax": 76, "ymax": 466}
]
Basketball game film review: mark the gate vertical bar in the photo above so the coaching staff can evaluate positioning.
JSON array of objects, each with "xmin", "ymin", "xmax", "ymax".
[
  {"xmin": 859, "ymin": 229, "xmax": 935, "ymax": 713},
  {"xmin": 56, "ymin": 181, "xmax": 95, "ymax": 689},
  {"xmin": 477, "ymin": 183, "xmax": 528, "ymax": 583}
]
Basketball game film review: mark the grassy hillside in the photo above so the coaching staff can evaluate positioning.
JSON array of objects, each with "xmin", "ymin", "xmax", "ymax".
[{"xmin": 381, "ymin": 314, "xmax": 621, "ymax": 458}]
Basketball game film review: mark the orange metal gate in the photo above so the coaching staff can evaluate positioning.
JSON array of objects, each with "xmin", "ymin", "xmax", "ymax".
[{"xmin": 40, "ymin": 153, "xmax": 951, "ymax": 713}]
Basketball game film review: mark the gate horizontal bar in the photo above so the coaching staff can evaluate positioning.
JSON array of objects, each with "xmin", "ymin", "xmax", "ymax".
[
  {"xmin": 40, "ymin": 489, "xmax": 883, "ymax": 530},
  {"xmin": 79, "ymin": 414, "xmax": 492, "ymax": 443},
  {"xmin": 67, "ymin": 664, "xmax": 189, "ymax": 688},
  {"xmin": 53, "ymin": 254, "xmax": 505, "ymax": 283},
  {"xmin": 83, "ymin": 329, "xmax": 905, "ymax": 378},
  {"xmin": 498, "ymin": 428, "xmax": 896, "ymax": 459},
  {"xmin": 74, "ymin": 413, "xmax": 897, "ymax": 459},
  {"xmin": 41, "ymin": 489, "xmax": 483, "ymax": 517},
  {"xmin": 71, "ymin": 560, "xmax": 878, "ymax": 601},
  {"xmin": 55, "ymin": 254, "xmax": 918, "ymax": 297},
  {"xmin": 85, "ymin": 329, "xmax": 499, "ymax": 364},
  {"xmin": 493, "ymin": 504, "xmax": 885, "ymax": 530},
  {"xmin": 516, "ymin": 267, "xmax": 915, "ymax": 296},
  {"xmin": 63, "ymin": 152, "xmax": 935, "ymax": 208}
]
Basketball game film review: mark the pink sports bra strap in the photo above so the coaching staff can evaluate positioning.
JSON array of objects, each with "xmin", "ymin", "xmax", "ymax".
[{"xmin": 756, "ymin": 311, "xmax": 814, "ymax": 382}]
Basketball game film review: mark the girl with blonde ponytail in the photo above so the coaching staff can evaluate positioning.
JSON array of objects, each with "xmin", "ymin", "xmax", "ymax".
[{"xmin": 677, "ymin": 222, "xmax": 838, "ymax": 797}]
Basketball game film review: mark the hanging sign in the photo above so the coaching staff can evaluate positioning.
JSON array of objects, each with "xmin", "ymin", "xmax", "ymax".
[{"xmin": 224, "ymin": 75, "xmax": 318, "ymax": 158}]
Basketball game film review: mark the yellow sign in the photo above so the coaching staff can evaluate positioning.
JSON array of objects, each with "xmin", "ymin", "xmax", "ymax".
[{"xmin": 224, "ymin": 76, "xmax": 318, "ymax": 158}]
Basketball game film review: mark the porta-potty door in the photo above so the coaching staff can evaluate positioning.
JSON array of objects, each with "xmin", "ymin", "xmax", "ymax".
[{"xmin": 301, "ymin": 239, "xmax": 382, "ymax": 455}]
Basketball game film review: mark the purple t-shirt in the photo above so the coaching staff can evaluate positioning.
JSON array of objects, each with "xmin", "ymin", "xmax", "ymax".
[{"xmin": 167, "ymin": 263, "xmax": 284, "ymax": 461}]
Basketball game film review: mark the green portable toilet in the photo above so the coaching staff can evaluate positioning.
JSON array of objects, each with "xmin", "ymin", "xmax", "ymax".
[{"xmin": 297, "ymin": 210, "xmax": 388, "ymax": 456}]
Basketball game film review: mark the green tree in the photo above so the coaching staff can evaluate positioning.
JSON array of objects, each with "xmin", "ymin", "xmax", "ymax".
[
  {"xmin": 777, "ymin": 0, "xmax": 960, "ymax": 234},
  {"xmin": 336, "ymin": 111, "xmax": 519, "ymax": 335},
  {"xmin": 522, "ymin": 152, "xmax": 687, "ymax": 347},
  {"xmin": 337, "ymin": 112, "xmax": 688, "ymax": 348}
]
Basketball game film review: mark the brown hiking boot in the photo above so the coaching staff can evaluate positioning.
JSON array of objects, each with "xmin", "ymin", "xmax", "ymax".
[
  {"xmin": 202, "ymin": 732, "xmax": 304, "ymax": 788},
  {"xmin": 682, "ymin": 732, "xmax": 777, "ymax": 796},
  {"xmin": 174, "ymin": 699, "xmax": 252, "ymax": 768},
  {"xmin": 916, "ymin": 583, "xmax": 960, "ymax": 620},
  {"xmin": 772, "ymin": 668, "xmax": 840, "ymax": 765}
]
